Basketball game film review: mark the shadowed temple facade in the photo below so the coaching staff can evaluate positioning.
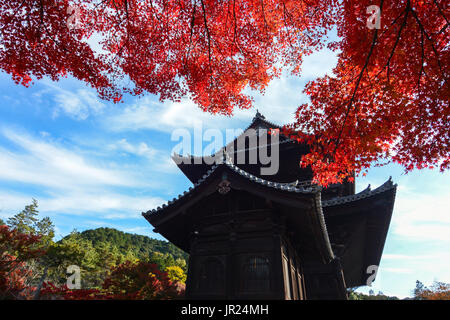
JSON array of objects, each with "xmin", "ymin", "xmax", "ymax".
[{"xmin": 143, "ymin": 112, "xmax": 397, "ymax": 300}]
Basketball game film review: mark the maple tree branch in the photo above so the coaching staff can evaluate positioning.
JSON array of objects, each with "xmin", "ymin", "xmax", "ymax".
[
  {"xmin": 229, "ymin": 0, "xmax": 259, "ymax": 71},
  {"xmin": 199, "ymin": 0, "xmax": 212, "ymax": 68},
  {"xmin": 147, "ymin": 0, "xmax": 161, "ymax": 21},
  {"xmin": 260, "ymin": 0, "xmax": 269, "ymax": 38},
  {"xmin": 322, "ymin": 5, "xmax": 409, "ymax": 127},
  {"xmin": 232, "ymin": 0, "xmax": 238, "ymax": 47},
  {"xmin": 331, "ymin": 0, "xmax": 385, "ymax": 157},
  {"xmin": 385, "ymin": 2, "xmax": 410, "ymax": 83},
  {"xmin": 93, "ymin": 0, "xmax": 109, "ymax": 9},
  {"xmin": 325, "ymin": 1, "xmax": 414, "ymax": 131},
  {"xmin": 281, "ymin": 2, "xmax": 295, "ymax": 53},
  {"xmin": 124, "ymin": 0, "xmax": 129, "ymax": 20},
  {"xmin": 417, "ymin": 26, "xmax": 425, "ymax": 133},
  {"xmin": 437, "ymin": 22, "xmax": 448, "ymax": 35},
  {"xmin": 37, "ymin": 0, "xmax": 44, "ymax": 39},
  {"xmin": 418, "ymin": 27, "xmax": 425, "ymax": 92},
  {"xmin": 410, "ymin": 8, "xmax": 445, "ymax": 79},
  {"xmin": 32, "ymin": 2, "xmax": 67, "ymax": 52},
  {"xmin": 433, "ymin": 0, "xmax": 449, "ymax": 25},
  {"xmin": 186, "ymin": 0, "xmax": 197, "ymax": 60},
  {"xmin": 11, "ymin": 0, "xmax": 28, "ymax": 20}
]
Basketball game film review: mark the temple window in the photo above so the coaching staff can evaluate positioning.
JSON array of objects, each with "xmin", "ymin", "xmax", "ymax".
[
  {"xmin": 198, "ymin": 257, "xmax": 225, "ymax": 293},
  {"xmin": 241, "ymin": 256, "xmax": 270, "ymax": 292}
]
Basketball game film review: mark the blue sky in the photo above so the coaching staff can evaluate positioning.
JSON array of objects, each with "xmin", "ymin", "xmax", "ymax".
[{"xmin": 0, "ymin": 48, "xmax": 448, "ymax": 299}]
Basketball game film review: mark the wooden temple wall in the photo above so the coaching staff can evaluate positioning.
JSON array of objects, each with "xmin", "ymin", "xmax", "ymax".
[{"xmin": 185, "ymin": 208, "xmax": 307, "ymax": 300}]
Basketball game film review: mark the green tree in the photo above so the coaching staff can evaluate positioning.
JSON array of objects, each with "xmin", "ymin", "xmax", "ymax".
[
  {"xmin": 7, "ymin": 199, "xmax": 39, "ymax": 235},
  {"xmin": 35, "ymin": 217, "xmax": 55, "ymax": 247},
  {"xmin": 165, "ymin": 266, "xmax": 187, "ymax": 284},
  {"xmin": 174, "ymin": 258, "xmax": 187, "ymax": 273},
  {"xmin": 44, "ymin": 231, "xmax": 98, "ymax": 288},
  {"xmin": 0, "ymin": 218, "xmax": 5, "ymax": 225},
  {"xmin": 6, "ymin": 199, "xmax": 54, "ymax": 247},
  {"xmin": 413, "ymin": 280, "xmax": 450, "ymax": 300},
  {"xmin": 75, "ymin": 227, "xmax": 188, "ymax": 261},
  {"xmin": 414, "ymin": 280, "xmax": 426, "ymax": 300},
  {"xmin": 87, "ymin": 241, "xmax": 138, "ymax": 288},
  {"xmin": 4, "ymin": 200, "xmax": 56, "ymax": 298},
  {"xmin": 149, "ymin": 252, "xmax": 176, "ymax": 271},
  {"xmin": 348, "ymin": 292, "xmax": 361, "ymax": 300},
  {"xmin": 347, "ymin": 287, "xmax": 399, "ymax": 300}
]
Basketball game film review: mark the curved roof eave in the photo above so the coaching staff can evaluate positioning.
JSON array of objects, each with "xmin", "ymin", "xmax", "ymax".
[
  {"xmin": 322, "ymin": 177, "xmax": 396, "ymax": 207},
  {"xmin": 143, "ymin": 158, "xmax": 320, "ymax": 222}
]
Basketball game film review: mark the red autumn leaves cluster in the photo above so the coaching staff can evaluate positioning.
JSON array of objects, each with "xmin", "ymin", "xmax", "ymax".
[
  {"xmin": 0, "ymin": 0, "xmax": 448, "ymax": 185},
  {"xmin": 0, "ymin": 225, "xmax": 44, "ymax": 299},
  {"xmin": 40, "ymin": 261, "xmax": 182, "ymax": 300},
  {"xmin": 414, "ymin": 281, "xmax": 450, "ymax": 300},
  {"xmin": 0, "ymin": 0, "xmax": 339, "ymax": 112},
  {"xmin": 285, "ymin": 0, "xmax": 449, "ymax": 185}
]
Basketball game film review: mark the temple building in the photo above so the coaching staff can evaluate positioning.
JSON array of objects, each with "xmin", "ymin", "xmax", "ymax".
[{"xmin": 143, "ymin": 112, "xmax": 397, "ymax": 300}]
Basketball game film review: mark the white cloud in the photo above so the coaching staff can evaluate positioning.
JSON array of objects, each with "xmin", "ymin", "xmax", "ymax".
[
  {"xmin": 299, "ymin": 48, "xmax": 339, "ymax": 79},
  {"xmin": 382, "ymin": 268, "xmax": 414, "ymax": 274},
  {"xmin": 111, "ymin": 138, "xmax": 158, "ymax": 159},
  {"xmin": 0, "ymin": 128, "xmax": 142, "ymax": 190},
  {"xmin": 39, "ymin": 192, "xmax": 164, "ymax": 218},
  {"xmin": 391, "ymin": 187, "xmax": 450, "ymax": 242},
  {"xmin": 383, "ymin": 254, "xmax": 435, "ymax": 261},
  {"xmin": 105, "ymin": 97, "xmax": 236, "ymax": 132},
  {"xmin": 0, "ymin": 193, "xmax": 31, "ymax": 219},
  {"xmin": 105, "ymin": 78, "xmax": 303, "ymax": 133},
  {"xmin": 45, "ymin": 81, "xmax": 105, "ymax": 120},
  {"xmin": 107, "ymin": 138, "xmax": 179, "ymax": 174},
  {"xmin": 0, "ymin": 127, "xmax": 180, "ymax": 223},
  {"xmin": 0, "ymin": 189, "xmax": 164, "ymax": 220},
  {"xmin": 356, "ymin": 167, "xmax": 450, "ymax": 244}
]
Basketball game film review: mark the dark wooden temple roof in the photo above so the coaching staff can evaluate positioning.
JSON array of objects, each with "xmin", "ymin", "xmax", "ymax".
[
  {"xmin": 322, "ymin": 178, "xmax": 397, "ymax": 287},
  {"xmin": 143, "ymin": 158, "xmax": 335, "ymax": 264},
  {"xmin": 145, "ymin": 154, "xmax": 319, "ymax": 217},
  {"xmin": 143, "ymin": 111, "xmax": 396, "ymax": 289},
  {"xmin": 172, "ymin": 111, "xmax": 355, "ymax": 198}
]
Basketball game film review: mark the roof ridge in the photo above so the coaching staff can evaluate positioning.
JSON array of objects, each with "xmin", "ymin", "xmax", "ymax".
[
  {"xmin": 252, "ymin": 110, "xmax": 283, "ymax": 129},
  {"xmin": 322, "ymin": 178, "xmax": 396, "ymax": 207},
  {"xmin": 171, "ymin": 111, "xmax": 289, "ymax": 161},
  {"xmin": 143, "ymin": 159, "xmax": 318, "ymax": 218}
]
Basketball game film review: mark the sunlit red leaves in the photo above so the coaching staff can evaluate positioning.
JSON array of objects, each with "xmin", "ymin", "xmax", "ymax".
[
  {"xmin": 102, "ymin": 260, "xmax": 181, "ymax": 299},
  {"xmin": 0, "ymin": 225, "xmax": 44, "ymax": 299},
  {"xmin": 0, "ymin": 0, "xmax": 448, "ymax": 185},
  {"xmin": 0, "ymin": 0, "xmax": 338, "ymax": 114},
  {"xmin": 40, "ymin": 282, "xmax": 106, "ymax": 300},
  {"xmin": 415, "ymin": 281, "xmax": 450, "ymax": 300},
  {"xmin": 0, "ymin": 0, "xmax": 117, "ymax": 99},
  {"xmin": 287, "ymin": 0, "xmax": 449, "ymax": 185},
  {"xmin": 40, "ymin": 261, "xmax": 183, "ymax": 300}
]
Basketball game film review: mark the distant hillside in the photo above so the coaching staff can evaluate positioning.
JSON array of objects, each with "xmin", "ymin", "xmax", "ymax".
[{"xmin": 62, "ymin": 227, "xmax": 188, "ymax": 261}]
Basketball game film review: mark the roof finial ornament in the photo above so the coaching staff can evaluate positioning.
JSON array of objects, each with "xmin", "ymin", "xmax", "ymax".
[
  {"xmin": 254, "ymin": 109, "xmax": 266, "ymax": 121},
  {"xmin": 221, "ymin": 148, "xmax": 227, "ymax": 164},
  {"xmin": 218, "ymin": 172, "xmax": 231, "ymax": 195}
]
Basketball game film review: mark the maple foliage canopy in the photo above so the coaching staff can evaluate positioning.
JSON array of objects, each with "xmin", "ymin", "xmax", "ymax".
[
  {"xmin": 40, "ymin": 261, "xmax": 183, "ymax": 300},
  {"xmin": 0, "ymin": 225, "xmax": 44, "ymax": 299},
  {"xmin": 0, "ymin": 0, "xmax": 448, "ymax": 184}
]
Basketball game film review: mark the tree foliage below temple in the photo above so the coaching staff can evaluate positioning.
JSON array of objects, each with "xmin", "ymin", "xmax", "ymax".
[
  {"xmin": 2, "ymin": 200, "xmax": 449, "ymax": 300},
  {"xmin": 70, "ymin": 227, "xmax": 188, "ymax": 263},
  {"xmin": 0, "ymin": 200, "xmax": 186, "ymax": 299},
  {"xmin": 348, "ymin": 290, "xmax": 400, "ymax": 300}
]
